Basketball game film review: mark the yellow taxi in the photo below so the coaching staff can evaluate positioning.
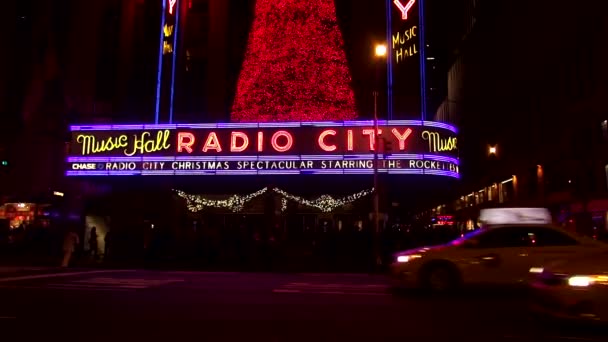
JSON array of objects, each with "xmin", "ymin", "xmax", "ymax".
[
  {"xmin": 530, "ymin": 255, "xmax": 608, "ymax": 323},
  {"xmin": 390, "ymin": 208, "xmax": 607, "ymax": 291}
]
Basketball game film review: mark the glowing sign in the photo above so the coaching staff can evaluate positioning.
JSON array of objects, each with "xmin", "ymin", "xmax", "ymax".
[
  {"xmin": 393, "ymin": 0, "xmax": 416, "ymax": 20},
  {"xmin": 163, "ymin": 25, "xmax": 174, "ymax": 37},
  {"xmin": 66, "ymin": 157, "xmax": 459, "ymax": 177},
  {"xmin": 479, "ymin": 208, "xmax": 552, "ymax": 225},
  {"xmin": 66, "ymin": 121, "xmax": 459, "ymax": 178},
  {"xmin": 76, "ymin": 131, "xmax": 171, "ymax": 156},
  {"xmin": 168, "ymin": 0, "xmax": 177, "ymax": 15},
  {"xmin": 422, "ymin": 131, "xmax": 457, "ymax": 153}
]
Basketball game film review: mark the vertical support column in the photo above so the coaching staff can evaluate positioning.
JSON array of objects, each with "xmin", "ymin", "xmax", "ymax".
[
  {"xmin": 418, "ymin": 0, "xmax": 427, "ymax": 121},
  {"xmin": 169, "ymin": 0, "xmax": 181, "ymax": 123},
  {"xmin": 154, "ymin": 0, "xmax": 168, "ymax": 124},
  {"xmin": 385, "ymin": 0, "xmax": 393, "ymax": 120}
]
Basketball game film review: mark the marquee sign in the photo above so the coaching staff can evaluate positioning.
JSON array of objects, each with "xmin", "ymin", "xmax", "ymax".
[
  {"xmin": 390, "ymin": 0, "xmax": 423, "ymax": 119},
  {"xmin": 66, "ymin": 120, "xmax": 459, "ymax": 178}
]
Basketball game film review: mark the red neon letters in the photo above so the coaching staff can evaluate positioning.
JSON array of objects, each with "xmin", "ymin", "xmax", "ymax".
[
  {"xmin": 203, "ymin": 132, "xmax": 222, "ymax": 152},
  {"xmin": 257, "ymin": 132, "xmax": 264, "ymax": 152},
  {"xmin": 271, "ymin": 131, "xmax": 294, "ymax": 152},
  {"xmin": 392, "ymin": 128, "xmax": 413, "ymax": 150},
  {"xmin": 176, "ymin": 128, "xmax": 416, "ymax": 154},
  {"xmin": 230, "ymin": 132, "xmax": 249, "ymax": 152},
  {"xmin": 177, "ymin": 132, "xmax": 195, "ymax": 153},
  {"xmin": 168, "ymin": 0, "xmax": 177, "ymax": 15},
  {"xmin": 393, "ymin": 0, "xmax": 416, "ymax": 20},
  {"xmin": 318, "ymin": 130, "xmax": 337, "ymax": 152},
  {"xmin": 362, "ymin": 129, "xmax": 383, "ymax": 151}
]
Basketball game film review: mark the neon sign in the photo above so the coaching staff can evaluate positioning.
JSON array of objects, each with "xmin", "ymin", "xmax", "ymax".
[
  {"xmin": 76, "ymin": 131, "xmax": 171, "ymax": 156},
  {"xmin": 66, "ymin": 120, "xmax": 459, "ymax": 178},
  {"xmin": 393, "ymin": 0, "xmax": 416, "ymax": 20},
  {"xmin": 422, "ymin": 131, "xmax": 457, "ymax": 153},
  {"xmin": 168, "ymin": 0, "xmax": 177, "ymax": 15}
]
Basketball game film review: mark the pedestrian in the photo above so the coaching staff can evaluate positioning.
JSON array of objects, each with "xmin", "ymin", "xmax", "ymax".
[
  {"xmin": 61, "ymin": 229, "xmax": 80, "ymax": 267},
  {"xmin": 89, "ymin": 226, "xmax": 98, "ymax": 259},
  {"xmin": 104, "ymin": 230, "xmax": 112, "ymax": 258}
]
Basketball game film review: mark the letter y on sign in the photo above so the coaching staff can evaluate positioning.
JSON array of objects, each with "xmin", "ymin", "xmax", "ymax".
[
  {"xmin": 168, "ymin": 0, "xmax": 177, "ymax": 14},
  {"xmin": 393, "ymin": 0, "xmax": 416, "ymax": 20}
]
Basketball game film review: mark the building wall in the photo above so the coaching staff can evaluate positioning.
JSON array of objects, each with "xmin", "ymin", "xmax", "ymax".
[{"xmin": 425, "ymin": 0, "xmax": 608, "ymax": 219}]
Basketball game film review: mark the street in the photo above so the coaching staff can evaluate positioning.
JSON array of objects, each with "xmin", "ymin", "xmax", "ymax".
[{"xmin": 0, "ymin": 270, "xmax": 605, "ymax": 341}]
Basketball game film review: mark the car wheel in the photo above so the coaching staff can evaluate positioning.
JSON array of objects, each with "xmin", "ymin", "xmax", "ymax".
[{"xmin": 422, "ymin": 264, "xmax": 460, "ymax": 293}]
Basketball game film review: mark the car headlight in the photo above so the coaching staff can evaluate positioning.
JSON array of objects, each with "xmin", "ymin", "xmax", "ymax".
[
  {"xmin": 396, "ymin": 254, "xmax": 421, "ymax": 263},
  {"xmin": 568, "ymin": 275, "xmax": 608, "ymax": 287}
]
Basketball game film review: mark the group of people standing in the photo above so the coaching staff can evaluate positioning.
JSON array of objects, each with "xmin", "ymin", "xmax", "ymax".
[{"xmin": 61, "ymin": 226, "xmax": 101, "ymax": 267}]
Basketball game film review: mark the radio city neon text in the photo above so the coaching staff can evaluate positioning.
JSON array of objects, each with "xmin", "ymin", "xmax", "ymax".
[{"xmin": 176, "ymin": 128, "xmax": 414, "ymax": 153}]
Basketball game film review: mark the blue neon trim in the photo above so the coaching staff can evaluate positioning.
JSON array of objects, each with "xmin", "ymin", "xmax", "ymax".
[
  {"xmin": 65, "ymin": 168, "xmax": 460, "ymax": 178},
  {"xmin": 154, "ymin": 0, "xmax": 167, "ymax": 124},
  {"xmin": 168, "ymin": 0, "xmax": 180, "ymax": 124},
  {"xmin": 418, "ymin": 0, "xmax": 427, "ymax": 121},
  {"xmin": 386, "ymin": 0, "xmax": 393, "ymax": 119},
  {"xmin": 69, "ymin": 120, "xmax": 458, "ymax": 132}
]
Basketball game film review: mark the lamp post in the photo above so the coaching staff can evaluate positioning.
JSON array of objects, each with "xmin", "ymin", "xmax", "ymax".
[{"xmin": 373, "ymin": 43, "xmax": 387, "ymax": 268}]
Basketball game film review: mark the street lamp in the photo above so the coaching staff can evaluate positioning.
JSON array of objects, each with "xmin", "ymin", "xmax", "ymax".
[
  {"xmin": 488, "ymin": 146, "xmax": 497, "ymax": 156},
  {"xmin": 375, "ymin": 44, "xmax": 387, "ymax": 58}
]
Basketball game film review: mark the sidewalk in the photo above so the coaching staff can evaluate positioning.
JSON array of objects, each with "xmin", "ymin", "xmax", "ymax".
[{"xmin": 0, "ymin": 266, "xmax": 64, "ymax": 279}]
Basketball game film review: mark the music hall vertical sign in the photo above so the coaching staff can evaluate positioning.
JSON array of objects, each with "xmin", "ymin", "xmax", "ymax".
[{"xmin": 390, "ymin": 0, "xmax": 425, "ymax": 120}]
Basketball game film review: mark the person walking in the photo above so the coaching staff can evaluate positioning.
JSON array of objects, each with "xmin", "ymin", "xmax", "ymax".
[
  {"xmin": 89, "ymin": 227, "xmax": 98, "ymax": 259},
  {"xmin": 61, "ymin": 230, "xmax": 80, "ymax": 267}
]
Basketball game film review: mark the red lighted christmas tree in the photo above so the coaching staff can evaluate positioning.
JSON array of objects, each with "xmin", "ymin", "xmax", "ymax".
[{"xmin": 231, "ymin": 0, "xmax": 357, "ymax": 122}]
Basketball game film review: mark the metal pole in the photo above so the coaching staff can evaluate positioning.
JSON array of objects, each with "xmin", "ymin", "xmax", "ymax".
[
  {"xmin": 385, "ymin": 0, "xmax": 393, "ymax": 119},
  {"xmin": 168, "ymin": 0, "xmax": 180, "ymax": 124},
  {"xmin": 373, "ymin": 90, "xmax": 381, "ymax": 268},
  {"xmin": 418, "ymin": 0, "xmax": 427, "ymax": 121},
  {"xmin": 373, "ymin": 91, "xmax": 380, "ymax": 235}
]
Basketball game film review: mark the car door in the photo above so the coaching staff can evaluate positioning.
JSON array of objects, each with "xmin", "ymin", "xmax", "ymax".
[
  {"xmin": 457, "ymin": 227, "xmax": 533, "ymax": 284},
  {"xmin": 526, "ymin": 226, "xmax": 581, "ymax": 269}
]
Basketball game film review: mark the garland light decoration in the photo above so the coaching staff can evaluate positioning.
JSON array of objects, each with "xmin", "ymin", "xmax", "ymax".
[
  {"xmin": 176, "ymin": 188, "xmax": 373, "ymax": 213},
  {"xmin": 176, "ymin": 188, "xmax": 268, "ymax": 213},
  {"xmin": 273, "ymin": 188, "xmax": 373, "ymax": 213}
]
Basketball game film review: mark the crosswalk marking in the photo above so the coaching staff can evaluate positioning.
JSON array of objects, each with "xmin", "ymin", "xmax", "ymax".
[
  {"xmin": 273, "ymin": 282, "xmax": 390, "ymax": 296},
  {"xmin": 0, "ymin": 270, "xmax": 135, "ymax": 283},
  {"xmin": 7, "ymin": 277, "xmax": 184, "ymax": 292},
  {"xmin": 72, "ymin": 277, "xmax": 183, "ymax": 287}
]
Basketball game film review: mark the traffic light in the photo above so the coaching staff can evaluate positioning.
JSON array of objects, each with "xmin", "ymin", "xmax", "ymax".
[{"xmin": 1, "ymin": 160, "xmax": 7, "ymax": 167}]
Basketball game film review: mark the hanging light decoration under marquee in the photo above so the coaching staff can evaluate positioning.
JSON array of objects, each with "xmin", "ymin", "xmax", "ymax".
[
  {"xmin": 273, "ymin": 188, "xmax": 374, "ymax": 213},
  {"xmin": 176, "ymin": 188, "xmax": 374, "ymax": 213},
  {"xmin": 176, "ymin": 188, "xmax": 268, "ymax": 213}
]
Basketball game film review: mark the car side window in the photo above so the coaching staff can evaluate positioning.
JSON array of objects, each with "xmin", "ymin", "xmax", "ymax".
[
  {"xmin": 476, "ymin": 228, "xmax": 531, "ymax": 248},
  {"xmin": 529, "ymin": 227, "xmax": 579, "ymax": 247}
]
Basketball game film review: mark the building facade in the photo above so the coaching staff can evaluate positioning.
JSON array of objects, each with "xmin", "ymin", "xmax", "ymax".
[
  {"xmin": 426, "ymin": 0, "xmax": 608, "ymax": 235},
  {"xmin": 1, "ymin": 0, "xmax": 237, "ymax": 199}
]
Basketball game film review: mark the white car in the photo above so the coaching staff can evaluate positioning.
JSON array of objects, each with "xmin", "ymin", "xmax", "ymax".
[
  {"xmin": 530, "ymin": 255, "xmax": 608, "ymax": 323},
  {"xmin": 390, "ymin": 213, "xmax": 607, "ymax": 291}
]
